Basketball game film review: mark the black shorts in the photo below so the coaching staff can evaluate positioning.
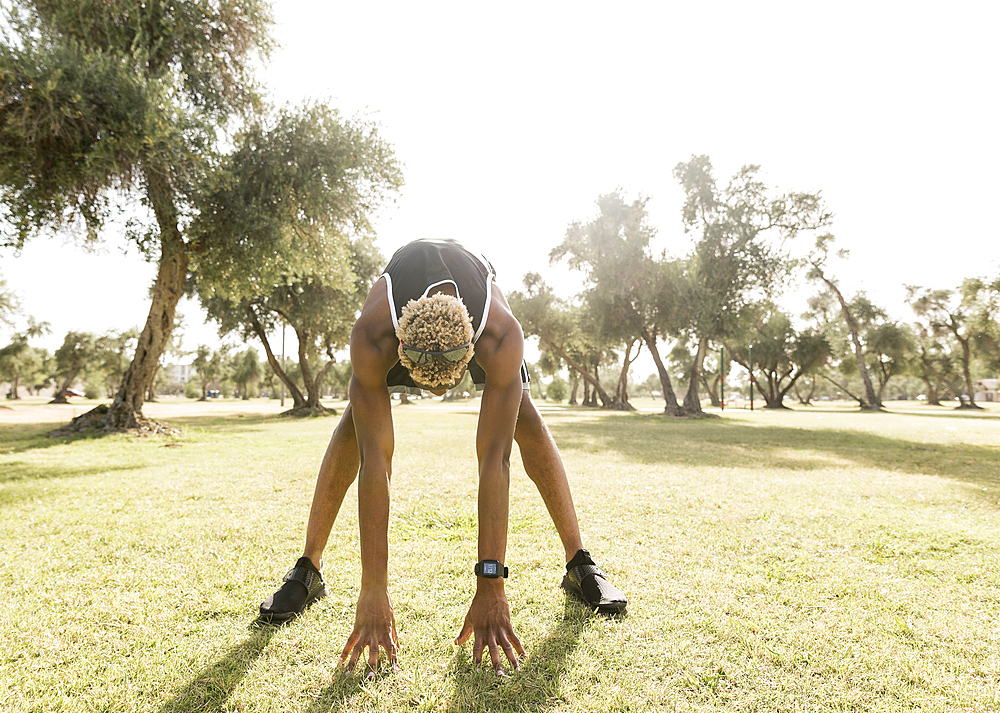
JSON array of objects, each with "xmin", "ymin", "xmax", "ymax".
[{"xmin": 386, "ymin": 358, "xmax": 530, "ymax": 396}]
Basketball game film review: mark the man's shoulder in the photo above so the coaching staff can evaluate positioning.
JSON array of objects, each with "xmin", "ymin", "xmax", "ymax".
[
  {"xmin": 352, "ymin": 278, "xmax": 398, "ymax": 369},
  {"xmin": 473, "ymin": 283, "xmax": 524, "ymax": 373}
]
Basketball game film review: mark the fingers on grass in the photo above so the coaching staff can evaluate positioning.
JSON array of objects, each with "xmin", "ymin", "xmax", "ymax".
[
  {"xmin": 472, "ymin": 632, "xmax": 485, "ymax": 664},
  {"xmin": 345, "ymin": 643, "xmax": 363, "ymax": 673},
  {"xmin": 489, "ymin": 640, "xmax": 504, "ymax": 674},
  {"xmin": 454, "ymin": 623, "xmax": 472, "ymax": 646},
  {"xmin": 340, "ymin": 632, "xmax": 361, "ymax": 668},
  {"xmin": 500, "ymin": 639, "xmax": 522, "ymax": 671}
]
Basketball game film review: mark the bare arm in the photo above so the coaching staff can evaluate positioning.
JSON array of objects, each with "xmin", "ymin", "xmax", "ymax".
[
  {"xmin": 340, "ymin": 281, "xmax": 401, "ymax": 676},
  {"xmin": 454, "ymin": 284, "xmax": 527, "ymax": 673}
]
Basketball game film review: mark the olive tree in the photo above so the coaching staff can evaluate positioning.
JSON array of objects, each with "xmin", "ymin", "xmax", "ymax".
[
  {"xmin": 674, "ymin": 156, "xmax": 832, "ymax": 415},
  {"xmin": 0, "ymin": 0, "xmax": 274, "ymax": 431}
]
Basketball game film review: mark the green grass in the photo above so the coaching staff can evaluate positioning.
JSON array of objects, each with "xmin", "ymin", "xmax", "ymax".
[{"xmin": 2, "ymin": 397, "xmax": 1000, "ymax": 712}]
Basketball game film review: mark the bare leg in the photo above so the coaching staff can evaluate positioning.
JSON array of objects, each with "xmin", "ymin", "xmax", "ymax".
[
  {"xmin": 302, "ymin": 403, "xmax": 361, "ymax": 569},
  {"xmin": 514, "ymin": 391, "xmax": 585, "ymax": 563}
]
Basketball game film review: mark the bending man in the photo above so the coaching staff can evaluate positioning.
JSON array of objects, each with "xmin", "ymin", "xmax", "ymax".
[{"xmin": 259, "ymin": 238, "xmax": 627, "ymax": 675}]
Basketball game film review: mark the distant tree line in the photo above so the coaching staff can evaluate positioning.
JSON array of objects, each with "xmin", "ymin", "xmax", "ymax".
[
  {"xmin": 1, "ymin": 2, "xmax": 996, "ymax": 421},
  {"xmin": 0, "ymin": 299, "xmax": 356, "ymax": 407},
  {"xmin": 512, "ymin": 157, "xmax": 1000, "ymax": 414}
]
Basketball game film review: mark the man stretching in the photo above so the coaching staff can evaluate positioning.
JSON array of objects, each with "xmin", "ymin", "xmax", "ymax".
[{"xmin": 259, "ymin": 238, "xmax": 626, "ymax": 675}]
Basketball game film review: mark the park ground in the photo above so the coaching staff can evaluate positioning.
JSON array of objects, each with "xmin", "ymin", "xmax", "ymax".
[{"xmin": 2, "ymin": 396, "xmax": 999, "ymax": 712}]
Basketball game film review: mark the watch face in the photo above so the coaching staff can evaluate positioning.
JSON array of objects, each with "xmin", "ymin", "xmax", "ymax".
[{"xmin": 483, "ymin": 562, "xmax": 497, "ymax": 576}]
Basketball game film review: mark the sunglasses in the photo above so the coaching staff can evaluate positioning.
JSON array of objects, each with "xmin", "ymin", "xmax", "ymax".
[{"xmin": 400, "ymin": 341, "xmax": 471, "ymax": 365}]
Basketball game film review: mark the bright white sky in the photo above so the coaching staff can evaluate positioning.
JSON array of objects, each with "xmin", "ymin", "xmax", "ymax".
[{"xmin": 3, "ymin": 1, "xmax": 998, "ymax": 378}]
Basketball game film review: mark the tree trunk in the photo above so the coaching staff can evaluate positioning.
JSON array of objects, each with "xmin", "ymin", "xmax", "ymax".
[
  {"xmin": 146, "ymin": 364, "xmax": 158, "ymax": 402},
  {"xmin": 794, "ymin": 375, "xmax": 816, "ymax": 405},
  {"xmin": 819, "ymin": 373, "xmax": 866, "ymax": 407},
  {"xmin": 49, "ymin": 166, "xmax": 191, "ymax": 435},
  {"xmin": 682, "ymin": 336, "xmax": 708, "ymax": 415},
  {"xmin": 246, "ymin": 304, "xmax": 307, "ymax": 409},
  {"xmin": 611, "ymin": 339, "xmax": 639, "ymax": 411},
  {"xmin": 293, "ymin": 328, "xmax": 337, "ymax": 415},
  {"xmin": 639, "ymin": 327, "xmax": 682, "ymax": 416},
  {"xmin": 50, "ymin": 354, "xmax": 81, "ymax": 404},
  {"xmin": 818, "ymin": 274, "xmax": 881, "ymax": 411},
  {"xmin": 703, "ymin": 373, "xmax": 721, "ymax": 408},
  {"xmin": 955, "ymin": 336, "xmax": 983, "ymax": 409},
  {"xmin": 538, "ymin": 336, "xmax": 612, "ymax": 407},
  {"xmin": 296, "ymin": 326, "xmax": 320, "ymax": 411},
  {"xmin": 568, "ymin": 373, "xmax": 578, "ymax": 405}
]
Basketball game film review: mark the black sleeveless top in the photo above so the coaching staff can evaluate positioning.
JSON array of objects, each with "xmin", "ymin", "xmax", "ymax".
[{"xmin": 381, "ymin": 239, "xmax": 495, "ymax": 344}]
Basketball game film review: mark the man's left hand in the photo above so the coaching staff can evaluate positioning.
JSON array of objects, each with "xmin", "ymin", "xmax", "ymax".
[{"xmin": 454, "ymin": 583, "xmax": 525, "ymax": 675}]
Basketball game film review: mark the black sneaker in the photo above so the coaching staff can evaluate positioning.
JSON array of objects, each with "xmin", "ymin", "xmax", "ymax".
[
  {"xmin": 561, "ymin": 549, "xmax": 627, "ymax": 614},
  {"xmin": 259, "ymin": 557, "xmax": 327, "ymax": 624}
]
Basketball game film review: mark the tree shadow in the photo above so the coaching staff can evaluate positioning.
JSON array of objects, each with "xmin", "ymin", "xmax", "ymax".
[
  {"xmin": 0, "ymin": 412, "xmax": 306, "ymax": 458},
  {"xmin": 548, "ymin": 416, "xmax": 1000, "ymax": 499},
  {"xmin": 300, "ymin": 663, "xmax": 399, "ymax": 713},
  {"xmin": 443, "ymin": 598, "xmax": 598, "ymax": 713},
  {"xmin": 811, "ymin": 404, "xmax": 1000, "ymax": 421},
  {"xmin": 299, "ymin": 599, "xmax": 598, "ymax": 713},
  {"xmin": 0, "ymin": 422, "xmax": 102, "ymax": 454},
  {"xmin": 0, "ymin": 461, "xmax": 142, "ymax": 507},
  {"xmin": 159, "ymin": 626, "xmax": 275, "ymax": 713}
]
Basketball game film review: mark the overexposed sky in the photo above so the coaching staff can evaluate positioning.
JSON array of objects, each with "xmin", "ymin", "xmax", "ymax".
[{"xmin": 3, "ymin": 1, "xmax": 998, "ymax": 373}]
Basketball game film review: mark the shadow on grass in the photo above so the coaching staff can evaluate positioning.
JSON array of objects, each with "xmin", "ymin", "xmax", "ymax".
[
  {"xmin": 159, "ymin": 626, "xmax": 275, "ymax": 713},
  {"xmin": 0, "ymin": 460, "xmax": 143, "ymax": 507},
  {"xmin": 0, "ymin": 411, "xmax": 319, "ymax": 455},
  {"xmin": 0, "ymin": 460, "xmax": 137, "ymax": 484},
  {"xmin": 809, "ymin": 403, "xmax": 1000, "ymax": 421},
  {"xmin": 548, "ymin": 417, "xmax": 1000, "ymax": 498},
  {"xmin": 443, "ymin": 598, "xmax": 597, "ymax": 713},
  {"xmin": 0, "ymin": 422, "xmax": 98, "ymax": 454},
  {"xmin": 300, "ymin": 599, "xmax": 595, "ymax": 713}
]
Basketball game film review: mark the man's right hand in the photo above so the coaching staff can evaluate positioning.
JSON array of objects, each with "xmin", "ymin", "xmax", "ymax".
[{"xmin": 340, "ymin": 586, "xmax": 399, "ymax": 677}]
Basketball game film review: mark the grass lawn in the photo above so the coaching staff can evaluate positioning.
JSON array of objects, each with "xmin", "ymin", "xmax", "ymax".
[{"xmin": 2, "ymin": 396, "xmax": 999, "ymax": 712}]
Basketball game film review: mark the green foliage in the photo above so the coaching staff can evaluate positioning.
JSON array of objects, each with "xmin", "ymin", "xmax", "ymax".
[
  {"xmin": 546, "ymin": 374, "xmax": 568, "ymax": 402},
  {"xmin": 551, "ymin": 191, "xmax": 679, "ymax": 409},
  {"xmin": 0, "ymin": 270, "xmax": 21, "ymax": 328},
  {"xmin": 232, "ymin": 347, "xmax": 261, "ymax": 399},
  {"xmin": 92, "ymin": 327, "xmax": 138, "ymax": 397},
  {"xmin": 52, "ymin": 330, "xmax": 96, "ymax": 392},
  {"xmin": 727, "ymin": 305, "xmax": 831, "ymax": 408},
  {"xmin": 0, "ymin": 316, "xmax": 49, "ymax": 397},
  {"xmin": 906, "ymin": 283, "xmax": 985, "ymax": 405},
  {"xmin": 0, "ymin": 0, "xmax": 274, "ymax": 248},
  {"xmin": 673, "ymin": 156, "xmax": 831, "ymax": 342},
  {"xmin": 189, "ymin": 102, "xmax": 398, "ymax": 413},
  {"xmin": 191, "ymin": 344, "xmax": 226, "ymax": 398},
  {"xmin": 509, "ymin": 273, "xmax": 613, "ymax": 407},
  {"xmin": 190, "ymin": 103, "xmax": 402, "ymax": 302}
]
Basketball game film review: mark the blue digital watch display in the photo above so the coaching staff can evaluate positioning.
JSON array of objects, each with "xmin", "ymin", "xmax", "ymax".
[{"xmin": 475, "ymin": 559, "xmax": 509, "ymax": 578}]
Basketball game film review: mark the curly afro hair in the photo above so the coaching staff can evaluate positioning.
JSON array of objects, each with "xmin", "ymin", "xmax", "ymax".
[{"xmin": 396, "ymin": 293, "xmax": 475, "ymax": 387}]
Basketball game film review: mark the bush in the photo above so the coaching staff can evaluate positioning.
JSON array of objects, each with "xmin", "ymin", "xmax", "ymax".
[
  {"xmin": 184, "ymin": 380, "xmax": 201, "ymax": 399},
  {"xmin": 83, "ymin": 381, "xmax": 102, "ymax": 400},
  {"xmin": 546, "ymin": 375, "xmax": 568, "ymax": 402}
]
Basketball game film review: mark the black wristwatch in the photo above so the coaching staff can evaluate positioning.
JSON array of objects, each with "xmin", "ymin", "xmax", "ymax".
[{"xmin": 474, "ymin": 559, "xmax": 508, "ymax": 578}]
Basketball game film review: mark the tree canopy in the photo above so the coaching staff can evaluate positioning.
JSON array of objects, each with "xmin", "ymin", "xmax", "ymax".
[{"xmin": 0, "ymin": 1, "xmax": 400, "ymax": 431}]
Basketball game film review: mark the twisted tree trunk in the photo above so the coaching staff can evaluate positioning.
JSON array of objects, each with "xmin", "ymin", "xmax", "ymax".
[{"xmin": 50, "ymin": 168, "xmax": 187, "ymax": 435}]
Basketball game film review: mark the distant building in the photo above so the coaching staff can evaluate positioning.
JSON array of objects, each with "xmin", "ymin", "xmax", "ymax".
[
  {"xmin": 975, "ymin": 378, "xmax": 999, "ymax": 402},
  {"xmin": 165, "ymin": 362, "xmax": 195, "ymax": 384}
]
